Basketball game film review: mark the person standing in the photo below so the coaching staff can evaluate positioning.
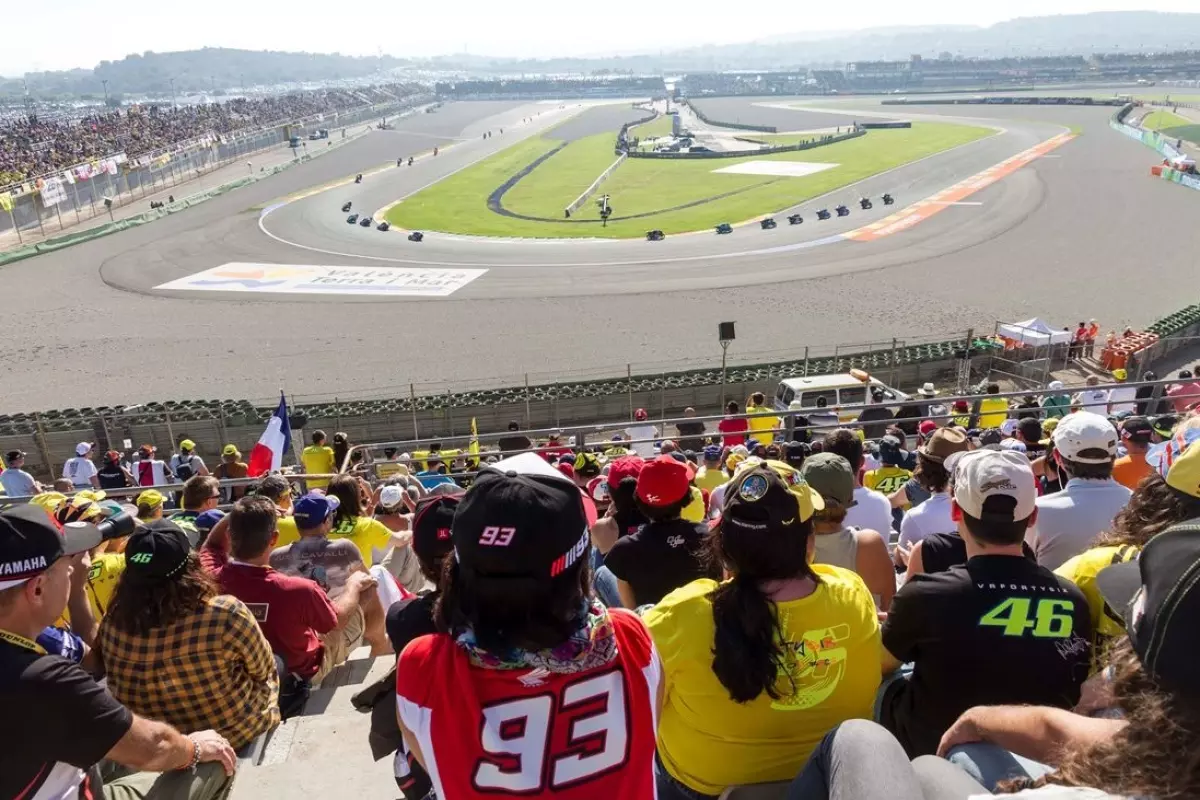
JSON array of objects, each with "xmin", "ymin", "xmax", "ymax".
[
  {"xmin": 496, "ymin": 421, "xmax": 533, "ymax": 455},
  {"xmin": 977, "ymin": 384, "xmax": 1009, "ymax": 430},
  {"xmin": 131, "ymin": 444, "xmax": 173, "ymax": 487},
  {"xmin": 0, "ymin": 449, "xmax": 40, "ymax": 497},
  {"xmin": 96, "ymin": 450, "xmax": 133, "ymax": 490},
  {"xmin": 63, "ymin": 442, "xmax": 99, "ymax": 490},
  {"xmin": 301, "ymin": 430, "xmax": 336, "ymax": 489},
  {"xmin": 1040, "ymin": 381, "xmax": 1071, "ymax": 418},
  {"xmin": 674, "ymin": 407, "xmax": 707, "ymax": 452},
  {"xmin": 1073, "ymin": 376, "xmax": 1111, "ymax": 414},
  {"xmin": 822, "ymin": 429, "xmax": 893, "ymax": 539},
  {"xmin": 857, "ymin": 388, "xmax": 896, "ymax": 440},
  {"xmin": 718, "ymin": 401, "xmax": 749, "ymax": 447},
  {"xmin": 626, "ymin": 408, "xmax": 659, "ymax": 458},
  {"xmin": 745, "ymin": 392, "xmax": 780, "ymax": 447},
  {"xmin": 214, "ymin": 445, "xmax": 249, "ymax": 501},
  {"xmin": 1107, "ymin": 369, "xmax": 1138, "ymax": 415},
  {"xmin": 169, "ymin": 440, "xmax": 209, "ymax": 483}
]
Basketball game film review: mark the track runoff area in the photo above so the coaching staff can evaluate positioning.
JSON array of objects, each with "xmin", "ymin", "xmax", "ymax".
[{"xmin": 381, "ymin": 102, "xmax": 996, "ymax": 239}]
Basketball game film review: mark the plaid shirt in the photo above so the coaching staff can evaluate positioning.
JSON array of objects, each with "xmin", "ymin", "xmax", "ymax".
[{"xmin": 97, "ymin": 594, "xmax": 280, "ymax": 749}]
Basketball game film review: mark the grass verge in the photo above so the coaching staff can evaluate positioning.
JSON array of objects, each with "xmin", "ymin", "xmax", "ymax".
[{"xmin": 387, "ymin": 121, "xmax": 994, "ymax": 238}]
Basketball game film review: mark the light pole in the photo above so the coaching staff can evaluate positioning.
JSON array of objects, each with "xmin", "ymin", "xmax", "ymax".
[
  {"xmin": 169, "ymin": 77, "xmax": 176, "ymax": 110},
  {"xmin": 101, "ymin": 79, "xmax": 109, "ymax": 106},
  {"xmin": 718, "ymin": 322, "xmax": 736, "ymax": 408}
]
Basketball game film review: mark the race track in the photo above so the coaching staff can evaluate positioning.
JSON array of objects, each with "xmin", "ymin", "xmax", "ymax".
[{"xmin": 3, "ymin": 94, "xmax": 1198, "ymax": 413}]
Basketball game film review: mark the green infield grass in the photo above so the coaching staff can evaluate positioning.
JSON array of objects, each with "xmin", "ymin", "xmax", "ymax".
[
  {"xmin": 1141, "ymin": 109, "xmax": 1200, "ymax": 145},
  {"xmin": 631, "ymin": 114, "xmax": 675, "ymax": 139},
  {"xmin": 386, "ymin": 120, "xmax": 994, "ymax": 239}
]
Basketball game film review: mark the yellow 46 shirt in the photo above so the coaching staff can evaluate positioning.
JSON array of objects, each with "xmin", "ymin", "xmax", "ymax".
[
  {"xmin": 1055, "ymin": 544, "xmax": 1139, "ymax": 672},
  {"xmin": 644, "ymin": 565, "xmax": 882, "ymax": 795},
  {"xmin": 273, "ymin": 513, "xmax": 392, "ymax": 568}
]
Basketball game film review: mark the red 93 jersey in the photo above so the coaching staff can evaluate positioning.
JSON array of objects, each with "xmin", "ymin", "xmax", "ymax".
[{"xmin": 396, "ymin": 609, "xmax": 660, "ymax": 799}]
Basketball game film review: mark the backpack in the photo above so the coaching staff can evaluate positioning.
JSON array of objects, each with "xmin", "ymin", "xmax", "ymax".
[{"xmin": 175, "ymin": 455, "xmax": 197, "ymax": 482}]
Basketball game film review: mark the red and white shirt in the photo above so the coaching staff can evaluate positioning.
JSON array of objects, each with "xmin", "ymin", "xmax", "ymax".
[{"xmin": 396, "ymin": 609, "xmax": 660, "ymax": 799}]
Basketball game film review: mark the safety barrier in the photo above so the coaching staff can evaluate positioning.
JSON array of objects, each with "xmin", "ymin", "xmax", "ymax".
[
  {"xmin": 683, "ymin": 100, "xmax": 777, "ymax": 133},
  {"xmin": 1110, "ymin": 103, "xmax": 1186, "ymax": 161},
  {"xmin": 615, "ymin": 107, "xmax": 659, "ymax": 153},
  {"xmin": 882, "ymin": 97, "xmax": 1126, "ymax": 106},
  {"xmin": 627, "ymin": 128, "xmax": 864, "ymax": 159},
  {"xmin": 564, "ymin": 152, "xmax": 627, "ymax": 217},
  {"xmin": 859, "ymin": 121, "xmax": 913, "ymax": 129}
]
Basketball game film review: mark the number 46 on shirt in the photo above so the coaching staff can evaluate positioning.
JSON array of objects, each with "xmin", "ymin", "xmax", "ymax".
[{"xmin": 979, "ymin": 597, "xmax": 1075, "ymax": 638}]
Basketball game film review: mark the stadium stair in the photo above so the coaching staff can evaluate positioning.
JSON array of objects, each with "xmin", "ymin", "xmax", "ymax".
[{"xmin": 229, "ymin": 647, "xmax": 397, "ymax": 799}]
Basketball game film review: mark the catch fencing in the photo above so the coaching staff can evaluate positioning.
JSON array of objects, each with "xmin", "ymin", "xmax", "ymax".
[{"xmin": 0, "ymin": 98, "xmax": 429, "ymax": 242}]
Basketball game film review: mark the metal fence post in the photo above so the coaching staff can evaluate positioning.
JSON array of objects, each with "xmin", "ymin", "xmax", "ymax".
[
  {"xmin": 335, "ymin": 397, "xmax": 342, "ymax": 432},
  {"xmin": 889, "ymin": 338, "xmax": 899, "ymax": 386},
  {"xmin": 409, "ymin": 384, "xmax": 419, "ymax": 439},
  {"xmin": 803, "ymin": 346, "xmax": 810, "ymax": 377},
  {"xmin": 446, "ymin": 390, "xmax": 454, "ymax": 437},
  {"xmin": 627, "ymin": 364, "xmax": 634, "ymax": 420},
  {"xmin": 33, "ymin": 413, "xmax": 54, "ymax": 481},
  {"xmin": 524, "ymin": 373, "xmax": 532, "ymax": 426},
  {"xmin": 661, "ymin": 372, "xmax": 667, "ymax": 422},
  {"xmin": 164, "ymin": 412, "xmax": 176, "ymax": 451}
]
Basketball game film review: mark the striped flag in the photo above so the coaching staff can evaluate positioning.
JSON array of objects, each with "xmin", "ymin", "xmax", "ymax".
[{"xmin": 247, "ymin": 393, "xmax": 292, "ymax": 477}]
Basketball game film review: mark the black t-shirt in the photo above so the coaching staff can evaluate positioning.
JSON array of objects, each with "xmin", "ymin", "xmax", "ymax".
[
  {"xmin": 496, "ymin": 435, "xmax": 533, "ymax": 455},
  {"xmin": 881, "ymin": 555, "xmax": 1091, "ymax": 757},
  {"xmin": 603, "ymin": 518, "xmax": 714, "ymax": 607},
  {"xmin": 857, "ymin": 406, "xmax": 895, "ymax": 440},
  {"xmin": 674, "ymin": 422, "xmax": 707, "ymax": 451},
  {"xmin": 386, "ymin": 592, "xmax": 439, "ymax": 655},
  {"xmin": 96, "ymin": 464, "xmax": 127, "ymax": 489},
  {"xmin": 0, "ymin": 641, "xmax": 133, "ymax": 799},
  {"xmin": 919, "ymin": 532, "xmax": 1037, "ymax": 575}
]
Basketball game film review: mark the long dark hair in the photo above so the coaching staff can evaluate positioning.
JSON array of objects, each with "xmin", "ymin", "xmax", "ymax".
[
  {"xmin": 435, "ymin": 556, "xmax": 592, "ymax": 653},
  {"xmin": 104, "ymin": 554, "xmax": 217, "ymax": 637},
  {"xmin": 607, "ymin": 477, "xmax": 647, "ymax": 533},
  {"xmin": 706, "ymin": 513, "xmax": 819, "ymax": 704},
  {"xmin": 1094, "ymin": 474, "xmax": 1200, "ymax": 548},
  {"xmin": 1014, "ymin": 639, "xmax": 1200, "ymax": 798},
  {"xmin": 332, "ymin": 432, "xmax": 350, "ymax": 471},
  {"xmin": 326, "ymin": 474, "xmax": 362, "ymax": 528}
]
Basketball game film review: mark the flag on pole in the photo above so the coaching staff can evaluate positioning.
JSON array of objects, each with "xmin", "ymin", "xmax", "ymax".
[
  {"xmin": 468, "ymin": 417, "xmax": 480, "ymax": 467},
  {"xmin": 248, "ymin": 393, "xmax": 292, "ymax": 477}
]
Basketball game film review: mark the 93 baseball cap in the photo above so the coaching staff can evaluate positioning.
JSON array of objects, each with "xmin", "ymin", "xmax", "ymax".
[
  {"xmin": 1097, "ymin": 518, "xmax": 1200, "ymax": 705},
  {"xmin": 452, "ymin": 452, "xmax": 589, "ymax": 580},
  {"xmin": 0, "ymin": 505, "xmax": 103, "ymax": 589}
]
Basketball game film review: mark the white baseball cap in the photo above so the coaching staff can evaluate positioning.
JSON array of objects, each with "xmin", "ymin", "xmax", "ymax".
[
  {"xmin": 999, "ymin": 438, "xmax": 1028, "ymax": 453},
  {"xmin": 379, "ymin": 484, "xmax": 406, "ymax": 509},
  {"xmin": 1052, "ymin": 412, "xmax": 1118, "ymax": 464},
  {"xmin": 951, "ymin": 450, "xmax": 1037, "ymax": 522},
  {"xmin": 1000, "ymin": 419, "xmax": 1019, "ymax": 437},
  {"xmin": 75, "ymin": 442, "xmax": 92, "ymax": 456}
]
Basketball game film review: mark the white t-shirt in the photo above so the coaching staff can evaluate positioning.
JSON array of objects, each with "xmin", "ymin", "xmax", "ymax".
[
  {"xmin": 169, "ymin": 453, "xmax": 207, "ymax": 481},
  {"xmin": 1107, "ymin": 385, "xmax": 1138, "ymax": 415},
  {"xmin": 898, "ymin": 492, "xmax": 956, "ymax": 548},
  {"xmin": 707, "ymin": 480, "xmax": 731, "ymax": 519},
  {"xmin": 844, "ymin": 486, "xmax": 893, "ymax": 535},
  {"xmin": 62, "ymin": 456, "xmax": 97, "ymax": 487},
  {"xmin": 1075, "ymin": 389, "xmax": 1110, "ymax": 414},
  {"xmin": 625, "ymin": 425, "xmax": 659, "ymax": 458}
]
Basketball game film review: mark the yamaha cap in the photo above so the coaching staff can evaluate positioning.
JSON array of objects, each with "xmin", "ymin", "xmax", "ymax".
[{"xmin": 0, "ymin": 505, "xmax": 102, "ymax": 590}]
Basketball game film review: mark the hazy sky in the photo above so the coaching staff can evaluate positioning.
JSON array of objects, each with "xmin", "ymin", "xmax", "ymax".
[{"xmin": 1, "ymin": 0, "xmax": 1185, "ymax": 75}]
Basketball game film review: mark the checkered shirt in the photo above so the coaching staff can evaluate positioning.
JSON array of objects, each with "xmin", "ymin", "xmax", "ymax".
[{"xmin": 97, "ymin": 594, "xmax": 280, "ymax": 749}]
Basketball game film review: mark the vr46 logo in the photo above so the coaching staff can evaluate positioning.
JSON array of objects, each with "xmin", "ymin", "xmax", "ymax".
[
  {"xmin": 128, "ymin": 553, "xmax": 153, "ymax": 565},
  {"xmin": 980, "ymin": 597, "xmax": 1074, "ymax": 638}
]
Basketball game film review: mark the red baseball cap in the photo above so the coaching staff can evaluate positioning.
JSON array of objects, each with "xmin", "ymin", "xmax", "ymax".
[
  {"xmin": 634, "ymin": 408, "xmax": 648, "ymax": 421},
  {"xmin": 635, "ymin": 455, "xmax": 695, "ymax": 507},
  {"xmin": 606, "ymin": 456, "xmax": 645, "ymax": 489},
  {"xmin": 919, "ymin": 420, "xmax": 938, "ymax": 436}
]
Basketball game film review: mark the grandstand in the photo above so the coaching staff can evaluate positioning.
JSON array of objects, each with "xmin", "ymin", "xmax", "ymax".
[{"xmin": 434, "ymin": 76, "xmax": 665, "ymax": 100}]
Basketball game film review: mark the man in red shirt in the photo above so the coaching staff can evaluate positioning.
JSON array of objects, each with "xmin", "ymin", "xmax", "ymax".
[
  {"xmin": 718, "ymin": 400, "xmax": 749, "ymax": 447},
  {"xmin": 1167, "ymin": 370, "xmax": 1200, "ymax": 413},
  {"xmin": 395, "ymin": 452, "xmax": 662, "ymax": 799},
  {"xmin": 202, "ymin": 496, "xmax": 375, "ymax": 683}
]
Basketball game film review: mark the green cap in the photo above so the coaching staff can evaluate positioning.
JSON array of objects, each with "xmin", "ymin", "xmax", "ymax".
[{"xmin": 799, "ymin": 453, "xmax": 858, "ymax": 508}]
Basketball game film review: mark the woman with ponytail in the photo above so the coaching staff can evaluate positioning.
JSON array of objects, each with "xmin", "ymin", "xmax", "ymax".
[{"xmin": 644, "ymin": 460, "xmax": 883, "ymax": 800}]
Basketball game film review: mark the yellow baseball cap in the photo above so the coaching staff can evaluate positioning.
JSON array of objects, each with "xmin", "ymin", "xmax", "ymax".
[
  {"xmin": 222, "ymin": 444, "xmax": 240, "ymax": 457},
  {"xmin": 1112, "ymin": 368, "xmax": 1128, "ymax": 382},
  {"xmin": 30, "ymin": 492, "xmax": 68, "ymax": 515},
  {"xmin": 136, "ymin": 489, "xmax": 165, "ymax": 511},
  {"xmin": 180, "ymin": 439, "xmax": 196, "ymax": 451},
  {"xmin": 681, "ymin": 486, "xmax": 706, "ymax": 523},
  {"xmin": 74, "ymin": 489, "xmax": 107, "ymax": 503}
]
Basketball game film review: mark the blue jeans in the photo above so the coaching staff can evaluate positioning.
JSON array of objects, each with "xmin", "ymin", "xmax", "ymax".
[
  {"xmin": 593, "ymin": 564, "xmax": 623, "ymax": 609},
  {"xmin": 945, "ymin": 743, "xmax": 1052, "ymax": 791},
  {"xmin": 655, "ymin": 754, "xmax": 719, "ymax": 800}
]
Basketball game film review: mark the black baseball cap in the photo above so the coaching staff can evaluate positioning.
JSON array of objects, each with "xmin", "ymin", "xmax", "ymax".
[
  {"xmin": 723, "ymin": 461, "xmax": 824, "ymax": 537},
  {"xmin": 0, "ymin": 505, "xmax": 102, "ymax": 589},
  {"xmin": 1097, "ymin": 518, "xmax": 1200, "ymax": 705},
  {"xmin": 5, "ymin": 450, "xmax": 25, "ymax": 463},
  {"xmin": 122, "ymin": 520, "xmax": 191, "ymax": 585},
  {"xmin": 412, "ymin": 491, "xmax": 462, "ymax": 567},
  {"xmin": 1120, "ymin": 416, "xmax": 1154, "ymax": 445},
  {"xmin": 452, "ymin": 453, "xmax": 589, "ymax": 580}
]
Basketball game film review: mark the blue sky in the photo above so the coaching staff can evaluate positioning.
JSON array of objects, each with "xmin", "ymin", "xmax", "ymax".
[{"xmin": 1, "ymin": 0, "xmax": 1186, "ymax": 76}]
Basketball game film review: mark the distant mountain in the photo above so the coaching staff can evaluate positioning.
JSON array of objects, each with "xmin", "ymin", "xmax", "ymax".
[{"xmin": 0, "ymin": 48, "xmax": 406, "ymax": 101}]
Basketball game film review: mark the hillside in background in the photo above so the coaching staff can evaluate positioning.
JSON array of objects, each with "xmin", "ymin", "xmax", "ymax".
[{"xmin": 0, "ymin": 48, "xmax": 404, "ymax": 100}]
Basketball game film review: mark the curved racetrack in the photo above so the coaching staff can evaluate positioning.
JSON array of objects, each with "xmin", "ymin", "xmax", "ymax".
[{"xmin": 3, "ymin": 94, "xmax": 1198, "ymax": 412}]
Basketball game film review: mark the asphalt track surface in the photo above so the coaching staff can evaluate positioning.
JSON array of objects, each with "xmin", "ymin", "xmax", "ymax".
[{"xmin": 3, "ymin": 94, "xmax": 1199, "ymax": 413}]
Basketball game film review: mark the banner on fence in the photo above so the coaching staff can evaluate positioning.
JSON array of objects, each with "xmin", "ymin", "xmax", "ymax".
[
  {"xmin": 39, "ymin": 177, "xmax": 67, "ymax": 207},
  {"xmin": 155, "ymin": 263, "xmax": 488, "ymax": 297}
]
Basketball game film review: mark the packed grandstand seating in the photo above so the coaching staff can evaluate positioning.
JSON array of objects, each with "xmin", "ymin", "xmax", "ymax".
[
  {"xmin": 434, "ymin": 76, "xmax": 664, "ymax": 99},
  {"xmin": 0, "ymin": 82, "xmax": 426, "ymax": 185},
  {"xmin": 3, "ymin": 369, "xmax": 1200, "ymax": 799}
]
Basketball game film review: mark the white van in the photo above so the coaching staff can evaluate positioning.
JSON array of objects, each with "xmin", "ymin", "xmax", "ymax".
[{"xmin": 772, "ymin": 371, "xmax": 909, "ymax": 420}]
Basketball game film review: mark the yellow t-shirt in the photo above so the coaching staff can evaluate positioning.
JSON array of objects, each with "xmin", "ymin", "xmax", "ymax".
[
  {"xmin": 273, "ymin": 513, "xmax": 390, "ymax": 566},
  {"xmin": 977, "ymin": 397, "xmax": 1009, "ymax": 429},
  {"xmin": 301, "ymin": 445, "xmax": 336, "ymax": 489},
  {"xmin": 275, "ymin": 514, "xmax": 300, "ymax": 548},
  {"xmin": 1056, "ymin": 544, "xmax": 1140, "ymax": 672},
  {"xmin": 745, "ymin": 405, "xmax": 780, "ymax": 446},
  {"xmin": 863, "ymin": 466, "xmax": 912, "ymax": 496},
  {"xmin": 645, "ymin": 566, "xmax": 882, "ymax": 795},
  {"xmin": 85, "ymin": 552, "xmax": 126, "ymax": 619},
  {"xmin": 693, "ymin": 465, "xmax": 727, "ymax": 493}
]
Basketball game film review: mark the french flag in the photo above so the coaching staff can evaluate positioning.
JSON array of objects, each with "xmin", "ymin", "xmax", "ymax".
[{"xmin": 248, "ymin": 393, "xmax": 292, "ymax": 477}]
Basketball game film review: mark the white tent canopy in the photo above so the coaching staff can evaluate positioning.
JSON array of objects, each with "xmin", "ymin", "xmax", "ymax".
[{"xmin": 997, "ymin": 318, "xmax": 1073, "ymax": 346}]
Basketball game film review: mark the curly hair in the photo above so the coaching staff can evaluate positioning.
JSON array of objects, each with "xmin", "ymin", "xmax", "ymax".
[
  {"xmin": 104, "ymin": 554, "xmax": 217, "ymax": 638},
  {"xmin": 913, "ymin": 453, "xmax": 951, "ymax": 493},
  {"xmin": 1093, "ymin": 473, "xmax": 1200, "ymax": 548},
  {"xmin": 1014, "ymin": 639, "xmax": 1200, "ymax": 799}
]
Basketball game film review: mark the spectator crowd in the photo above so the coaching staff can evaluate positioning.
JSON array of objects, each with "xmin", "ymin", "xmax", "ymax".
[
  {"xmin": 0, "ymin": 82, "xmax": 426, "ymax": 186},
  {"xmin": 2, "ymin": 368, "xmax": 1200, "ymax": 800}
]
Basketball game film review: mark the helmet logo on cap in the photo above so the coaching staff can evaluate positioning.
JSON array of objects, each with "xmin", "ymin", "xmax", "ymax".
[
  {"xmin": 479, "ymin": 526, "xmax": 516, "ymax": 547},
  {"xmin": 739, "ymin": 474, "xmax": 769, "ymax": 501}
]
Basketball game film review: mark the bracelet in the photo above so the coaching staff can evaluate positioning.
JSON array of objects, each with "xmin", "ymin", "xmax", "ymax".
[{"xmin": 185, "ymin": 735, "xmax": 200, "ymax": 772}]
